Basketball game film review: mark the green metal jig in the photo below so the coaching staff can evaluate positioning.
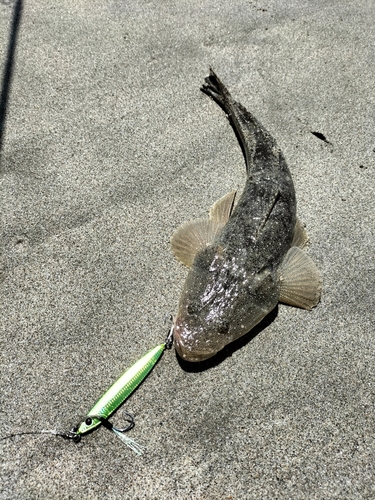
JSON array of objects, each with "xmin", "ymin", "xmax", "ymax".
[
  {"xmin": 2, "ymin": 322, "xmax": 174, "ymax": 455},
  {"xmin": 73, "ymin": 341, "xmax": 170, "ymax": 454}
]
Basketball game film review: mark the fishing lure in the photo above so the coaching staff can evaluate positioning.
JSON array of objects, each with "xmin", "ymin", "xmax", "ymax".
[
  {"xmin": 2, "ymin": 324, "xmax": 174, "ymax": 455},
  {"xmin": 73, "ymin": 340, "xmax": 171, "ymax": 454}
]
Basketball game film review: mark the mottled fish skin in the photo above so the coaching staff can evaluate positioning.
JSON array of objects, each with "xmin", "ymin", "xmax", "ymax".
[{"xmin": 173, "ymin": 70, "xmax": 297, "ymax": 362}]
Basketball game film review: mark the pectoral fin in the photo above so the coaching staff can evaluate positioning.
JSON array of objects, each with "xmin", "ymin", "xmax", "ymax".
[
  {"xmin": 171, "ymin": 191, "xmax": 236, "ymax": 267},
  {"xmin": 279, "ymin": 247, "xmax": 322, "ymax": 310},
  {"xmin": 171, "ymin": 218, "xmax": 224, "ymax": 267}
]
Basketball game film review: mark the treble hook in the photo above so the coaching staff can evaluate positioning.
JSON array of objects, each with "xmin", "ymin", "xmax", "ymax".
[
  {"xmin": 90, "ymin": 411, "xmax": 144, "ymax": 455},
  {"xmin": 90, "ymin": 411, "xmax": 135, "ymax": 433}
]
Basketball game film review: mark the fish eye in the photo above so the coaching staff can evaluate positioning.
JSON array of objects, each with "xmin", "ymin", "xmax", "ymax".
[
  {"xmin": 85, "ymin": 417, "xmax": 92, "ymax": 426},
  {"xmin": 256, "ymin": 265, "xmax": 272, "ymax": 277}
]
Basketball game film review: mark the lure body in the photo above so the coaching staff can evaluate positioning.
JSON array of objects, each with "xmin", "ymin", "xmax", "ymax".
[{"xmin": 77, "ymin": 343, "xmax": 166, "ymax": 436}]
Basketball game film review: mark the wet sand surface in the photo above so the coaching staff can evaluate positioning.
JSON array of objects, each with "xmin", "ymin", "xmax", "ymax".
[{"xmin": 1, "ymin": 1, "xmax": 374, "ymax": 498}]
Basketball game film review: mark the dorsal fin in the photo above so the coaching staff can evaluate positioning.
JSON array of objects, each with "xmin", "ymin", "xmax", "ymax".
[
  {"xmin": 279, "ymin": 247, "xmax": 322, "ymax": 310},
  {"xmin": 171, "ymin": 218, "xmax": 224, "ymax": 267},
  {"xmin": 209, "ymin": 190, "xmax": 236, "ymax": 224}
]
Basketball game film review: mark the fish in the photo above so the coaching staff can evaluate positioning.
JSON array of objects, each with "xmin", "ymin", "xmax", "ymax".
[{"xmin": 170, "ymin": 69, "xmax": 322, "ymax": 362}]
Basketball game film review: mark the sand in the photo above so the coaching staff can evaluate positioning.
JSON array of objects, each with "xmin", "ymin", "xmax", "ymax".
[{"xmin": 1, "ymin": 0, "xmax": 374, "ymax": 498}]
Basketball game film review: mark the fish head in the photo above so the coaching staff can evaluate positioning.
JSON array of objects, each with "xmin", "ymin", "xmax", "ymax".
[{"xmin": 173, "ymin": 246, "xmax": 280, "ymax": 362}]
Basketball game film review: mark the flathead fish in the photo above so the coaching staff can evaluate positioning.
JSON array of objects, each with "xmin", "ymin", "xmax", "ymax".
[{"xmin": 171, "ymin": 69, "xmax": 322, "ymax": 362}]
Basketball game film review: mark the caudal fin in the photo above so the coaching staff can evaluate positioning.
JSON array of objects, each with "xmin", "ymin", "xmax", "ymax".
[
  {"xmin": 201, "ymin": 69, "xmax": 276, "ymax": 177},
  {"xmin": 201, "ymin": 68, "xmax": 232, "ymax": 109}
]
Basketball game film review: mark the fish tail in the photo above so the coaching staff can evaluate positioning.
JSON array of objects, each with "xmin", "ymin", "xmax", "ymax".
[
  {"xmin": 202, "ymin": 69, "xmax": 279, "ymax": 177},
  {"xmin": 202, "ymin": 69, "xmax": 258, "ymax": 174},
  {"xmin": 201, "ymin": 68, "xmax": 232, "ymax": 109}
]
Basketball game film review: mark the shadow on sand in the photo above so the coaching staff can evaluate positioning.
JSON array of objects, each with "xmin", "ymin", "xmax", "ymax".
[{"xmin": 0, "ymin": 0, "xmax": 23, "ymax": 164}]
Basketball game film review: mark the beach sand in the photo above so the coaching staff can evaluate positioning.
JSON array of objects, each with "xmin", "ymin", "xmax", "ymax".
[{"xmin": 1, "ymin": 0, "xmax": 374, "ymax": 498}]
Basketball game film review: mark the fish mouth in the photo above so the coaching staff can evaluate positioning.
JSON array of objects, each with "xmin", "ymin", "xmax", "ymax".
[
  {"xmin": 174, "ymin": 339, "xmax": 216, "ymax": 362},
  {"xmin": 173, "ymin": 323, "xmax": 219, "ymax": 362}
]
